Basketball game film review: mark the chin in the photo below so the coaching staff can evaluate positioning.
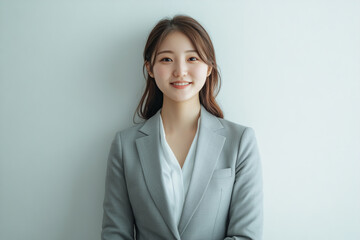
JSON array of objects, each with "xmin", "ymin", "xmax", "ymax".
[{"xmin": 170, "ymin": 95, "xmax": 199, "ymax": 103}]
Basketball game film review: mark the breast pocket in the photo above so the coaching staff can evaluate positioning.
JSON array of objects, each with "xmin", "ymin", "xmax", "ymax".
[{"xmin": 212, "ymin": 167, "xmax": 232, "ymax": 179}]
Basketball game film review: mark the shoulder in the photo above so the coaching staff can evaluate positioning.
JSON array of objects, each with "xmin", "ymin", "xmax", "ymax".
[
  {"xmin": 217, "ymin": 117, "xmax": 255, "ymax": 137},
  {"xmin": 218, "ymin": 117, "xmax": 247, "ymax": 132},
  {"xmin": 113, "ymin": 121, "xmax": 146, "ymax": 141},
  {"xmin": 217, "ymin": 118, "xmax": 260, "ymax": 168}
]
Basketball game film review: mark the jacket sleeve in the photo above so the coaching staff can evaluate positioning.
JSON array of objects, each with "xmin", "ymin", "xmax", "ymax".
[
  {"xmin": 101, "ymin": 131, "xmax": 135, "ymax": 240},
  {"xmin": 224, "ymin": 127, "xmax": 263, "ymax": 240}
]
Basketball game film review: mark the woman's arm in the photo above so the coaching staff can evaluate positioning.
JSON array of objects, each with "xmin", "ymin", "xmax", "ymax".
[
  {"xmin": 225, "ymin": 127, "xmax": 263, "ymax": 240},
  {"xmin": 101, "ymin": 132, "xmax": 135, "ymax": 240}
]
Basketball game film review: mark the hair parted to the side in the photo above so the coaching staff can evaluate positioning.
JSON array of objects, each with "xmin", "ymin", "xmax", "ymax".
[{"xmin": 133, "ymin": 14, "xmax": 223, "ymax": 123}]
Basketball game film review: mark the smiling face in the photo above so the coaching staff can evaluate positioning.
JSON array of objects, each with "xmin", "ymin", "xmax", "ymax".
[{"xmin": 146, "ymin": 31, "xmax": 212, "ymax": 105}]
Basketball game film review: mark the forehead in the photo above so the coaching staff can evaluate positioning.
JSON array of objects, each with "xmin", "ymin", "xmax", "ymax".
[{"xmin": 157, "ymin": 31, "xmax": 196, "ymax": 51}]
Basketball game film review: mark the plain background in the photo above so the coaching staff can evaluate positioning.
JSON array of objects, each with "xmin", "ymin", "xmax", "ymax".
[{"xmin": 1, "ymin": 0, "xmax": 359, "ymax": 239}]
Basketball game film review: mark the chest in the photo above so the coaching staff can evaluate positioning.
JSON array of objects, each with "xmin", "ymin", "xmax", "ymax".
[{"xmin": 165, "ymin": 130, "xmax": 196, "ymax": 168}]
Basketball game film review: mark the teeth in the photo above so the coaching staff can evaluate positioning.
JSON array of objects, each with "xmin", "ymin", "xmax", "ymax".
[{"xmin": 173, "ymin": 82, "xmax": 190, "ymax": 86}]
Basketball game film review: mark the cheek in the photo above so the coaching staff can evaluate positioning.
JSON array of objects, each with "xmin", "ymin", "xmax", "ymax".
[
  {"xmin": 191, "ymin": 65, "xmax": 209, "ymax": 80},
  {"xmin": 153, "ymin": 65, "xmax": 169, "ymax": 78}
]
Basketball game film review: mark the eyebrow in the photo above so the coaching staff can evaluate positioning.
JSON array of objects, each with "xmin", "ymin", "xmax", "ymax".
[{"xmin": 156, "ymin": 50, "xmax": 198, "ymax": 55}]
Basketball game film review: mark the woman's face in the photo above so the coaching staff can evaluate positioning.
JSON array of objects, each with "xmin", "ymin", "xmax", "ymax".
[{"xmin": 146, "ymin": 31, "xmax": 212, "ymax": 104}]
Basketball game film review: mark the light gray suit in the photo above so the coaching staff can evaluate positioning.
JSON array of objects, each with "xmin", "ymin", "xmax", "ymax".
[{"xmin": 101, "ymin": 105, "xmax": 263, "ymax": 240}]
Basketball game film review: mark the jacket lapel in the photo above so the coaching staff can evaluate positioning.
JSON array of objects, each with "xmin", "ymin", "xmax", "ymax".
[
  {"xmin": 135, "ymin": 108, "xmax": 180, "ymax": 239},
  {"xmin": 135, "ymin": 105, "xmax": 226, "ymax": 238},
  {"xmin": 178, "ymin": 105, "xmax": 226, "ymax": 234}
]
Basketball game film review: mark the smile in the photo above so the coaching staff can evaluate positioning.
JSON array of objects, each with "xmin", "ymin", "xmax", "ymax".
[
  {"xmin": 172, "ymin": 82, "xmax": 190, "ymax": 86},
  {"xmin": 171, "ymin": 82, "xmax": 192, "ymax": 89}
]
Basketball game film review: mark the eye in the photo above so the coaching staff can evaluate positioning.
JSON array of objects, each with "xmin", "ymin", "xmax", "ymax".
[
  {"xmin": 160, "ymin": 57, "xmax": 172, "ymax": 62},
  {"xmin": 189, "ymin": 57, "xmax": 198, "ymax": 61}
]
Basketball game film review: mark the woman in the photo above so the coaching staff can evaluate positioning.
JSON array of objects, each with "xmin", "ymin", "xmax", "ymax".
[{"xmin": 101, "ymin": 14, "xmax": 263, "ymax": 240}]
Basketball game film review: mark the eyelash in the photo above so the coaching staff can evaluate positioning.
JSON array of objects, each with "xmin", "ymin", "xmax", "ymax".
[{"xmin": 160, "ymin": 57, "xmax": 199, "ymax": 62}]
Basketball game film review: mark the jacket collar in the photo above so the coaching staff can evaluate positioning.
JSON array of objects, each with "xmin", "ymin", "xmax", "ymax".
[
  {"xmin": 138, "ymin": 104, "xmax": 223, "ymax": 135},
  {"xmin": 135, "ymin": 104, "xmax": 226, "ymax": 238}
]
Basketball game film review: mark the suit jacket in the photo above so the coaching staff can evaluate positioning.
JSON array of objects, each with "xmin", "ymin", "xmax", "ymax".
[{"xmin": 101, "ymin": 105, "xmax": 263, "ymax": 240}]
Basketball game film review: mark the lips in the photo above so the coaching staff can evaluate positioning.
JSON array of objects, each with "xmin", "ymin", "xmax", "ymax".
[
  {"xmin": 171, "ymin": 81, "xmax": 192, "ymax": 84},
  {"xmin": 171, "ymin": 81, "xmax": 192, "ymax": 89}
]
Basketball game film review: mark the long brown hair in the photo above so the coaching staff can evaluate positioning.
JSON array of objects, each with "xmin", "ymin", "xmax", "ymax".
[{"xmin": 133, "ymin": 14, "xmax": 223, "ymax": 123}]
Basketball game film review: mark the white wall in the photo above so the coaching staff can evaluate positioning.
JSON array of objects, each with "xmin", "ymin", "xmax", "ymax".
[{"xmin": 1, "ymin": 0, "xmax": 359, "ymax": 239}]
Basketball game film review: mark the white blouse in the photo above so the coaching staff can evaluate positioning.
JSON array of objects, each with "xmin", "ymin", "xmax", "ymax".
[{"xmin": 158, "ymin": 111, "xmax": 201, "ymax": 226}]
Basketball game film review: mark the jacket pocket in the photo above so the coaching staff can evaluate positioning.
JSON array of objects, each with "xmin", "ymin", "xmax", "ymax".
[{"xmin": 212, "ymin": 168, "xmax": 232, "ymax": 178}]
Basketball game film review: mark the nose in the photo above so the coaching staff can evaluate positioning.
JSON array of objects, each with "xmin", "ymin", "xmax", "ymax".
[{"xmin": 173, "ymin": 60, "xmax": 188, "ymax": 78}]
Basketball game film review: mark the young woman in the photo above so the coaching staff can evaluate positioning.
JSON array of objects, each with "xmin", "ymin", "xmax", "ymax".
[{"xmin": 101, "ymin": 15, "xmax": 263, "ymax": 240}]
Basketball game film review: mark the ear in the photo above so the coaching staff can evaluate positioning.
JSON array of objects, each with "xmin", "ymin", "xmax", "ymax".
[
  {"xmin": 207, "ymin": 66, "xmax": 213, "ymax": 77},
  {"xmin": 145, "ymin": 61, "xmax": 154, "ymax": 78}
]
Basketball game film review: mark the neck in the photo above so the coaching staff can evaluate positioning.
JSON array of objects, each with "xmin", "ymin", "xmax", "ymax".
[{"xmin": 160, "ymin": 96, "xmax": 201, "ymax": 134}]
